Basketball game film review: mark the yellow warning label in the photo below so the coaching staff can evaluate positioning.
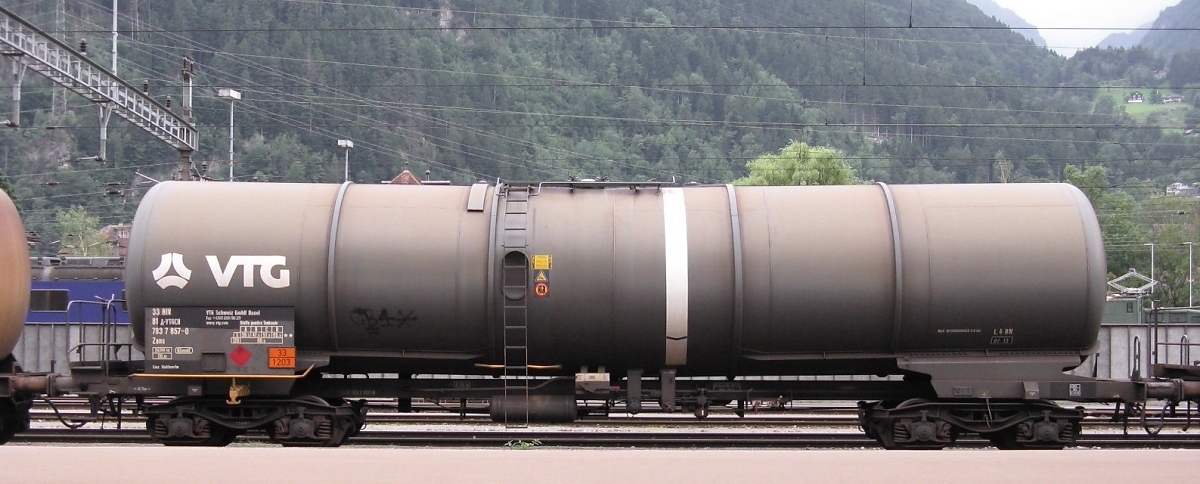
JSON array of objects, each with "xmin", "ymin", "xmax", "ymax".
[
  {"xmin": 531, "ymin": 254, "xmax": 552, "ymax": 270},
  {"xmin": 534, "ymin": 270, "xmax": 549, "ymax": 282}
]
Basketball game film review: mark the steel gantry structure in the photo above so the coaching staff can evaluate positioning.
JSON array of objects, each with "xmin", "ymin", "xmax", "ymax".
[{"xmin": 0, "ymin": 5, "xmax": 198, "ymax": 180}]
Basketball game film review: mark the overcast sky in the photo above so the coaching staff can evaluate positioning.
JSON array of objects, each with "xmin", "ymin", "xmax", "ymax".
[{"xmin": 989, "ymin": 0, "xmax": 1181, "ymax": 55}]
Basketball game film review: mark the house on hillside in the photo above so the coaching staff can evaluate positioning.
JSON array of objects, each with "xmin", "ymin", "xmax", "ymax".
[
  {"xmin": 1127, "ymin": 91, "xmax": 1144, "ymax": 103},
  {"xmin": 1164, "ymin": 94, "xmax": 1185, "ymax": 104},
  {"xmin": 1166, "ymin": 182, "xmax": 1200, "ymax": 197},
  {"xmin": 101, "ymin": 224, "xmax": 130, "ymax": 256}
]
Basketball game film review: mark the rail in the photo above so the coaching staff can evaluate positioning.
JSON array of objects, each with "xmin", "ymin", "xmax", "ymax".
[{"xmin": 14, "ymin": 426, "xmax": 1200, "ymax": 449}]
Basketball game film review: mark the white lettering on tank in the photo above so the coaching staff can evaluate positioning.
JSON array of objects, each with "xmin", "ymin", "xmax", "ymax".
[{"xmin": 206, "ymin": 255, "xmax": 291, "ymax": 288}]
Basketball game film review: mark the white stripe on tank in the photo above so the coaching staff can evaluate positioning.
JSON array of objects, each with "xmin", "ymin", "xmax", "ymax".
[{"xmin": 662, "ymin": 187, "xmax": 689, "ymax": 366}]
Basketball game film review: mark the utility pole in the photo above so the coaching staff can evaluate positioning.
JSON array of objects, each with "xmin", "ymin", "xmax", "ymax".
[
  {"xmin": 111, "ymin": 0, "xmax": 118, "ymax": 74},
  {"xmin": 217, "ymin": 88, "xmax": 241, "ymax": 181},
  {"xmin": 178, "ymin": 57, "xmax": 195, "ymax": 181},
  {"xmin": 52, "ymin": 0, "xmax": 66, "ymax": 116}
]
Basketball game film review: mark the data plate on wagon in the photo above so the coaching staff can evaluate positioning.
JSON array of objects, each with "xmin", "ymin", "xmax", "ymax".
[{"xmin": 145, "ymin": 307, "xmax": 295, "ymax": 374}]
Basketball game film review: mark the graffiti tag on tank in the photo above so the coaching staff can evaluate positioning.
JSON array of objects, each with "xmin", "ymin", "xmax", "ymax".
[{"xmin": 351, "ymin": 308, "xmax": 418, "ymax": 335}]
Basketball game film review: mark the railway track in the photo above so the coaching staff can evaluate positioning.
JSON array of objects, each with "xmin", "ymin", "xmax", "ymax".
[
  {"xmin": 28, "ymin": 401, "xmax": 1200, "ymax": 429},
  {"xmin": 20, "ymin": 398, "xmax": 1200, "ymax": 448},
  {"xmin": 11, "ymin": 426, "xmax": 1200, "ymax": 448}
]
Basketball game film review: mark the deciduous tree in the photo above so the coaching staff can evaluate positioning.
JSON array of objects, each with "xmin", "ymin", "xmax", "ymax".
[{"xmin": 734, "ymin": 141, "xmax": 859, "ymax": 186}]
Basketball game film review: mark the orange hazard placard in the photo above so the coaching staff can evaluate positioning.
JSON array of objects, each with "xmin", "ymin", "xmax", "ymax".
[
  {"xmin": 268, "ymin": 347, "xmax": 296, "ymax": 369},
  {"xmin": 268, "ymin": 347, "xmax": 295, "ymax": 358}
]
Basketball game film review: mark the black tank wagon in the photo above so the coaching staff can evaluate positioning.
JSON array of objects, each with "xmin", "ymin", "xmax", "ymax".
[{"xmin": 8, "ymin": 180, "xmax": 1200, "ymax": 448}]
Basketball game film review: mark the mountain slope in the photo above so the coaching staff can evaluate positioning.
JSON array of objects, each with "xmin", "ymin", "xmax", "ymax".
[
  {"xmin": 1140, "ymin": 0, "xmax": 1200, "ymax": 56},
  {"xmin": 963, "ymin": 0, "xmax": 1046, "ymax": 46},
  {"xmin": 1098, "ymin": 23, "xmax": 1151, "ymax": 49},
  {"xmin": 0, "ymin": 0, "xmax": 1144, "ymax": 221},
  {"xmin": 63, "ymin": 0, "xmax": 1066, "ymax": 183}
]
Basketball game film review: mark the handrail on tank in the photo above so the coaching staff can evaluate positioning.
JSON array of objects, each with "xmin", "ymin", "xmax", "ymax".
[
  {"xmin": 63, "ymin": 299, "xmax": 111, "ymax": 362},
  {"xmin": 1148, "ymin": 301, "xmax": 1161, "ymax": 365},
  {"xmin": 1131, "ymin": 335, "xmax": 1142, "ymax": 381},
  {"xmin": 69, "ymin": 342, "xmax": 134, "ymax": 364},
  {"xmin": 64, "ymin": 295, "xmax": 130, "ymax": 376},
  {"xmin": 1149, "ymin": 336, "xmax": 1199, "ymax": 367},
  {"xmin": 531, "ymin": 180, "xmax": 671, "ymax": 195}
]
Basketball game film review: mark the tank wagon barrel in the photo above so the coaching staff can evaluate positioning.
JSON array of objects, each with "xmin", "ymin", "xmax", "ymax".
[
  {"xmin": 27, "ymin": 180, "xmax": 1197, "ymax": 449},
  {"xmin": 126, "ymin": 181, "xmax": 1105, "ymax": 375},
  {"xmin": 0, "ymin": 189, "xmax": 32, "ymax": 443}
]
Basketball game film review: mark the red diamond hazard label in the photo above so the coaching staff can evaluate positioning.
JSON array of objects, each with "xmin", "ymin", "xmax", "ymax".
[{"xmin": 229, "ymin": 345, "xmax": 252, "ymax": 367}]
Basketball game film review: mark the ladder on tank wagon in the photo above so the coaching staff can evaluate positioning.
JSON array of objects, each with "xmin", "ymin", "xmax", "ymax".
[{"xmin": 500, "ymin": 184, "xmax": 531, "ymax": 427}]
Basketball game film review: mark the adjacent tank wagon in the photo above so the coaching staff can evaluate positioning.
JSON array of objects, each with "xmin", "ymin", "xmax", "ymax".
[
  {"xmin": 0, "ymin": 190, "xmax": 28, "ymax": 363},
  {"xmin": 0, "ymin": 189, "xmax": 31, "ymax": 443}
]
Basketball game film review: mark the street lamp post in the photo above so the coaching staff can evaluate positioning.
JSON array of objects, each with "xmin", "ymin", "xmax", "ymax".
[
  {"xmin": 338, "ymin": 139, "xmax": 354, "ymax": 182},
  {"xmin": 216, "ymin": 88, "xmax": 242, "ymax": 181}
]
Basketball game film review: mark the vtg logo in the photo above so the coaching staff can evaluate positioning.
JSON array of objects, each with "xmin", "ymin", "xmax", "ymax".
[
  {"xmin": 152, "ymin": 253, "xmax": 291, "ymax": 289},
  {"xmin": 151, "ymin": 253, "xmax": 192, "ymax": 289},
  {"xmin": 206, "ymin": 255, "xmax": 291, "ymax": 288}
]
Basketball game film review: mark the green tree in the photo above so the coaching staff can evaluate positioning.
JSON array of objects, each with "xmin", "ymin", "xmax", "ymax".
[
  {"xmin": 733, "ymin": 141, "xmax": 859, "ymax": 186},
  {"xmin": 1130, "ymin": 196, "xmax": 1200, "ymax": 307},
  {"xmin": 0, "ymin": 169, "xmax": 13, "ymax": 201},
  {"xmin": 1064, "ymin": 165, "xmax": 1141, "ymax": 279},
  {"xmin": 1168, "ymin": 49, "xmax": 1200, "ymax": 90},
  {"xmin": 54, "ymin": 205, "xmax": 109, "ymax": 256}
]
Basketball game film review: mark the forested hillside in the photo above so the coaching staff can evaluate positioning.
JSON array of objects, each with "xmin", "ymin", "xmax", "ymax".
[{"xmin": 4, "ymin": 0, "xmax": 1200, "ymax": 304}]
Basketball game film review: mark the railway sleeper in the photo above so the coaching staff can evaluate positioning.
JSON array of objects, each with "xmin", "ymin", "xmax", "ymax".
[
  {"xmin": 858, "ymin": 399, "xmax": 1083, "ymax": 450},
  {"xmin": 145, "ymin": 396, "xmax": 367, "ymax": 447}
]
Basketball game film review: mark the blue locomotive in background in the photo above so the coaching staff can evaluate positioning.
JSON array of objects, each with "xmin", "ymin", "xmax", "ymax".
[{"xmin": 15, "ymin": 257, "xmax": 132, "ymax": 374}]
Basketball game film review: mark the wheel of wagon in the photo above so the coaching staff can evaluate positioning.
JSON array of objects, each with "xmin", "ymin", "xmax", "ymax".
[
  {"xmin": 0, "ymin": 417, "xmax": 18, "ymax": 444},
  {"xmin": 0, "ymin": 399, "xmax": 28, "ymax": 444},
  {"xmin": 982, "ymin": 425, "xmax": 1063, "ymax": 450},
  {"xmin": 201, "ymin": 424, "xmax": 240, "ymax": 447}
]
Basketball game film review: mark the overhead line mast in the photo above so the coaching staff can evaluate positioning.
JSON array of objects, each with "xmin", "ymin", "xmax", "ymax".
[{"xmin": 0, "ymin": 5, "xmax": 198, "ymax": 181}]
